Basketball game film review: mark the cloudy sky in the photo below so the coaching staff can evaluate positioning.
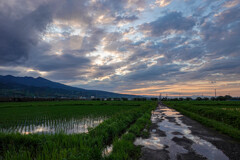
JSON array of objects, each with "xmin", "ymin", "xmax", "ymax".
[{"xmin": 0, "ymin": 0, "xmax": 240, "ymax": 97}]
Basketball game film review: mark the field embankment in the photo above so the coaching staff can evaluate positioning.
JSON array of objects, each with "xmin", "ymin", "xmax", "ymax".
[
  {"xmin": 164, "ymin": 101, "xmax": 240, "ymax": 140},
  {"xmin": 135, "ymin": 103, "xmax": 240, "ymax": 160}
]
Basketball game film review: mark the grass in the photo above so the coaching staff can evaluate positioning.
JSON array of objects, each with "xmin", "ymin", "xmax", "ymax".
[
  {"xmin": 105, "ymin": 106, "xmax": 153, "ymax": 160},
  {"xmin": 164, "ymin": 100, "xmax": 240, "ymax": 141},
  {"xmin": 0, "ymin": 100, "xmax": 157, "ymax": 159}
]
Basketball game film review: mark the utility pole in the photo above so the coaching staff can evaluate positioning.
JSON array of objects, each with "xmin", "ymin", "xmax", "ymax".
[
  {"xmin": 159, "ymin": 93, "xmax": 162, "ymax": 101},
  {"xmin": 215, "ymin": 89, "xmax": 217, "ymax": 98}
]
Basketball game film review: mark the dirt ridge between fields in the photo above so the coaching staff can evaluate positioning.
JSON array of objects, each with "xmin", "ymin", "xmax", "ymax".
[{"xmin": 134, "ymin": 103, "xmax": 240, "ymax": 160}]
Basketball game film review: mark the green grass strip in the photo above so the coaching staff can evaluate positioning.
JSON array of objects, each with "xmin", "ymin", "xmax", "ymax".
[
  {"xmin": 171, "ymin": 106, "xmax": 240, "ymax": 141},
  {"xmin": 105, "ymin": 105, "xmax": 154, "ymax": 160}
]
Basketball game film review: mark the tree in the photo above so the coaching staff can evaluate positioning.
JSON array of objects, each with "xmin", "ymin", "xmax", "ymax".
[
  {"xmin": 185, "ymin": 97, "xmax": 192, "ymax": 101},
  {"xmin": 196, "ymin": 97, "xmax": 202, "ymax": 101},
  {"xmin": 203, "ymin": 97, "xmax": 209, "ymax": 100},
  {"xmin": 150, "ymin": 98, "xmax": 158, "ymax": 101},
  {"xmin": 216, "ymin": 96, "xmax": 225, "ymax": 101},
  {"xmin": 121, "ymin": 97, "xmax": 128, "ymax": 101},
  {"xmin": 179, "ymin": 98, "xmax": 184, "ymax": 101},
  {"xmin": 211, "ymin": 97, "xmax": 216, "ymax": 101},
  {"xmin": 224, "ymin": 95, "xmax": 232, "ymax": 100}
]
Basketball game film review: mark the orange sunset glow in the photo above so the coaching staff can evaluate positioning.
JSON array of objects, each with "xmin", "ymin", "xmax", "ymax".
[{"xmin": 0, "ymin": 0, "xmax": 240, "ymax": 97}]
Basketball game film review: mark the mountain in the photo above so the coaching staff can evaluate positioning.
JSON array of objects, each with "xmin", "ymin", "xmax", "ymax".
[
  {"xmin": 0, "ymin": 75, "xmax": 137, "ymax": 98},
  {"xmin": 0, "ymin": 75, "xmax": 79, "ymax": 90}
]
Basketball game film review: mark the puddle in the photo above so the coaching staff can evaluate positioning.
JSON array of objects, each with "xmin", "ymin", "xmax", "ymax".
[
  {"xmin": 0, "ymin": 117, "xmax": 106, "ymax": 134},
  {"xmin": 135, "ymin": 104, "xmax": 229, "ymax": 160},
  {"xmin": 102, "ymin": 129, "xmax": 129, "ymax": 157},
  {"xmin": 135, "ymin": 134, "xmax": 165, "ymax": 150},
  {"xmin": 102, "ymin": 144, "xmax": 113, "ymax": 157}
]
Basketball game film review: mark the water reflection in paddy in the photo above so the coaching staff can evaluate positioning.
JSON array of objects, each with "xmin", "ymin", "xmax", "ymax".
[{"xmin": 0, "ymin": 117, "xmax": 106, "ymax": 134}]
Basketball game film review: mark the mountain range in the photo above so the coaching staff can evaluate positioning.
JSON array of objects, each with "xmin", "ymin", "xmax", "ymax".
[{"xmin": 0, "ymin": 75, "xmax": 138, "ymax": 98}]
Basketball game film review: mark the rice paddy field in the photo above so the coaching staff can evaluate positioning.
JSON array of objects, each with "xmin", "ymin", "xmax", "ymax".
[
  {"xmin": 0, "ymin": 100, "xmax": 156, "ymax": 160},
  {"xmin": 164, "ymin": 101, "xmax": 240, "ymax": 140}
]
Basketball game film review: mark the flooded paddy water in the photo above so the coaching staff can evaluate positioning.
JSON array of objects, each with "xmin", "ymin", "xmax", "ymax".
[
  {"xmin": 134, "ymin": 104, "xmax": 232, "ymax": 160},
  {"xmin": 0, "ymin": 116, "xmax": 106, "ymax": 134},
  {"xmin": 0, "ymin": 101, "xmax": 158, "ymax": 159}
]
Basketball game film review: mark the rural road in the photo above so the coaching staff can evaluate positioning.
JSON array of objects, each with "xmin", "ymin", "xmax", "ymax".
[{"xmin": 134, "ymin": 103, "xmax": 240, "ymax": 160}]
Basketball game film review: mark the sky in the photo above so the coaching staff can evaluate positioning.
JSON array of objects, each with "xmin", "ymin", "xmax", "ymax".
[{"xmin": 0, "ymin": 0, "xmax": 240, "ymax": 97}]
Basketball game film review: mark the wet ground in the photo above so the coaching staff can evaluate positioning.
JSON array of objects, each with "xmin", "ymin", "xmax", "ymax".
[{"xmin": 134, "ymin": 103, "xmax": 240, "ymax": 160}]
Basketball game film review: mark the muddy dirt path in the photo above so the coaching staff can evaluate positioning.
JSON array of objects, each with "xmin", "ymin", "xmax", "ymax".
[{"xmin": 134, "ymin": 103, "xmax": 240, "ymax": 160}]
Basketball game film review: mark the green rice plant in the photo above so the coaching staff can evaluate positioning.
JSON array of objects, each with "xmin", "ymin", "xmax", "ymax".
[
  {"xmin": 0, "ymin": 101, "xmax": 144, "ymax": 134},
  {"xmin": 0, "ymin": 100, "xmax": 156, "ymax": 159},
  {"xmin": 164, "ymin": 101, "xmax": 240, "ymax": 141},
  {"xmin": 105, "ymin": 104, "xmax": 154, "ymax": 160}
]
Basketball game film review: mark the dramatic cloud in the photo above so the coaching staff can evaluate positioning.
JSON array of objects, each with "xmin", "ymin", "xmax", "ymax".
[
  {"xmin": 139, "ymin": 11, "xmax": 195, "ymax": 36},
  {"xmin": 124, "ymin": 64, "xmax": 184, "ymax": 81},
  {"xmin": 1, "ymin": 0, "xmax": 240, "ymax": 97},
  {"xmin": 0, "ymin": 4, "xmax": 53, "ymax": 65},
  {"xmin": 200, "ymin": 6, "xmax": 240, "ymax": 58}
]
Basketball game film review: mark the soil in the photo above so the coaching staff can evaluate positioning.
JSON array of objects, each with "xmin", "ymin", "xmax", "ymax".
[{"xmin": 134, "ymin": 102, "xmax": 240, "ymax": 160}]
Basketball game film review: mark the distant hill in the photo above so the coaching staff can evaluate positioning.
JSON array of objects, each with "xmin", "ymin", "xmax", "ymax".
[{"xmin": 0, "ymin": 75, "xmax": 137, "ymax": 98}]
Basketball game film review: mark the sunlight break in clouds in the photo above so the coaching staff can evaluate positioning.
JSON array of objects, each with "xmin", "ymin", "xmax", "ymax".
[
  {"xmin": 0, "ymin": 0, "xmax": 240, "ymax": 97},
  {"xmin": 155, "ymin": 0, "xmax": 172, "ymax": 7}
]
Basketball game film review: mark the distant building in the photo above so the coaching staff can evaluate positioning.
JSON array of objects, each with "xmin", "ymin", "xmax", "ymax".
[{"xmin": 79, "ymin": 96, "xmax": 86, "ymax": 100}]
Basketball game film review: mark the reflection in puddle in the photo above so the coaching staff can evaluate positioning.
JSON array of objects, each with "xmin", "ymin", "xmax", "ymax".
[
  {"xmin": 102, "ymin": 130, "xmax": 129, "ymax": 157},
  {"xmin": 135, "ymin": 135, "xmax": 164, "ymax": 150},
  {"xmin": 102, "ymin": 144, "xmax": 113, "ymax": 157},
  {"xmin": 0, "ymin": 117, "xmax": 106, "ymax": 134},
  {"xmin": 135, "ymin": 105, "xmax": 229, "ymax": 160}
]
